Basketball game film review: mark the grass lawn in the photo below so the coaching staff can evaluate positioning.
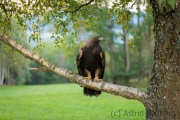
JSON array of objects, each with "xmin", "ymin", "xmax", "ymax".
[{"xmin": 0, "ymin": 84, "xmax": 145, "ymax": 120}]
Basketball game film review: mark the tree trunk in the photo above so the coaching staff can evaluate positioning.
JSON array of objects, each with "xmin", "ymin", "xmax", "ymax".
[
  {"xmin": 146, "ymin": 25, "xmax": 153, "ymax": 57},
  {"xmin": 0, "ymin": 63, "xmax": 5, "ymax": 85},
  {"xmin": 0, "ymin": 65, "xmax": 2, "ymax": 85},
  {"xmin": 145, "ymin": 25, "xmax": 153, "ymax": 79},
  {"xmin": 146, "ymin": 1, "xmax": 180, "ymax": 119},
  {"xmin": 123, "ymin": 28, "xmax": 130, "ymax": 74},
  {"xmin": 137, "ymin": 3, "xmax": 143, "ymax": 79}
]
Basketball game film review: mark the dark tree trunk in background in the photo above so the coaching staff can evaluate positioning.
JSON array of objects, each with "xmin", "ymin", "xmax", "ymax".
[
  {"xmin": 146, "ymin": 1, "xmax": 180, "ymax": 119},
  {"xmin": 108, "ymin": 20, "xmax": 118, "ymax": 84},
  {"xmin": 145, "ymin": 25, "xmax": 153, "ymax": 79},
  {"xmin": 147, "ymin": 25, "xmax": 153, "ymax": 57},
  {"xmin": 0, "ymin": 64, "xmax": 5, "ymax": 85},
  {"xmin": 123, "ymin": 28, "xmax": 130, "ymax": 74},
  {"xmin": 137, "ymin": 3, "xmax": 143, "ymax": 78}
]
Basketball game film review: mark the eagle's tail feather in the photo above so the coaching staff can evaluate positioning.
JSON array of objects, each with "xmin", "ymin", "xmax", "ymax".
[{"xmin": 84, "ymin": 88, "xmax": 101, "ymax": 97}]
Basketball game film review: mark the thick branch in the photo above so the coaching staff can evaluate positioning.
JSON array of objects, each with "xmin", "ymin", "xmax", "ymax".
[{"xmin": 0, "ymin": 36, "xmax": 148, "ymax": 104}]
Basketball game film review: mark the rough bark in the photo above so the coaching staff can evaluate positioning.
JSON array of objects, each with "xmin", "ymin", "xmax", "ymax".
[
  {"xmin": 146, "ymin": 1, "xmax": 180, "ymax": 119},
  {"xmin": 0, "ymin": 35, "xmax": 147, "ymax": 103}
]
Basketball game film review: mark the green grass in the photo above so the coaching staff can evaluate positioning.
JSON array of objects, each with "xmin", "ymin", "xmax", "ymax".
[{"xmin": 0, "ymin": 84, "xmax": 145, "ymax": 120}]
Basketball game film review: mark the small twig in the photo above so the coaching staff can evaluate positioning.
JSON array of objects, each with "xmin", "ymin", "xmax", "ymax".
[
  {"xmin": 72, "ymin": 0, "xmax": 94, "ymax": 13},
  {"xmin": 130, "ymin": 0, "xmax": 138, "ymax": 8},
  {"xmin": 0, "ymin": 3, "xmax": 15, "ymax": 12},
  {"xmin": 0, "ymin": 3, "xmax": 6, "ymax": 12},
  {"xmin": 28, "ymin": 67, "xmax": 49, "ymax": 72},
  {"xmin": 65, "ymin": 0, "xmax": 94, "ymax": 13}
]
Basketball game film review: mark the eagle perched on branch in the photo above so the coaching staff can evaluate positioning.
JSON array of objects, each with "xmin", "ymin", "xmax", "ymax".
[{"xmin": 76, "ymin": 36, "xmax": 105, "ymax": 97}]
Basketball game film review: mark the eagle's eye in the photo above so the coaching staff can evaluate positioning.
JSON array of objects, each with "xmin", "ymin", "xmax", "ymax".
[{"xmin": 98, "ymin": 37, "xmax": 104, "ymax": 41}]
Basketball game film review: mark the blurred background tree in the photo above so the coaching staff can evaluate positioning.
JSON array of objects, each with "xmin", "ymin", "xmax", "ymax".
[
  {"xmin": 26, "ymin": 39, "xmax": 77, "ymax": 84},
  {"xmin": 0, "ymin": 19, "xmax": 31, "ymax": 85}
]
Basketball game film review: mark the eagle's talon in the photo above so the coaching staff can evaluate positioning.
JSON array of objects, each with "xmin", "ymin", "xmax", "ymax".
[
  {"xmin": 94, "ymin": 77, "xmax": 102, "ymax": 82},
  {"xmin": 84, "ymin": 76, "xmax": 92, "ymax": 81}
]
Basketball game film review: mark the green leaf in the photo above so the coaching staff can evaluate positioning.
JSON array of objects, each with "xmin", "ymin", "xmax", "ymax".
[{"xmin": 167, "ymin": 0, "xmax": 175, "ymax": 9}]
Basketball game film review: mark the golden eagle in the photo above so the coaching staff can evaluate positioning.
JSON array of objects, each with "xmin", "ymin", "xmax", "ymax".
[{"xmin": 76, "ymin": 36, "xmax": 105, "ymax": 97}]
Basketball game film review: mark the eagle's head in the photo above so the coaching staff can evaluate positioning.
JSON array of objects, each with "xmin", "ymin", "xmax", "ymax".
[
  {"xmin": 93, "ymin": 36, "xmax": 104, "ymax": 42},
  {"xmin": 87, "ymin": 36, "xmax": 104, "ymax": 47}
]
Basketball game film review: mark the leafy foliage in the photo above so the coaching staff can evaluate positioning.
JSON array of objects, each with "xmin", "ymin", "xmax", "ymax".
[
  {"xmin": 0, "ymin": 0, "xmax": 103, "ymax": 48},
  {"xmin": 167, "ymin": 0, "xmax": 175, "ymax": 8}
]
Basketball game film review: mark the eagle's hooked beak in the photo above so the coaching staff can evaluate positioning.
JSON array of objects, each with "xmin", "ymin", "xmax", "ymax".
[{"xmin": 99, "ymin": 37, "xmax": 104, "ymax": 41}]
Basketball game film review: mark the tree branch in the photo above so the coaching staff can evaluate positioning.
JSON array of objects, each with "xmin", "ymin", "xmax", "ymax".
[
  {"xmin": 0, "ymin": 3, "xmax": 6, "ymax": 12},
  {"xmin": 72, "ymin": 0, "xmax": 94, "ymax": 13},
  {"xmin": 0, "ymin": 36, "xmax": 148, "ymax": 104},
  {"xmin": 0, "ymin": 3, "xmax": 15, "ymax": 13},
  {"xmin": 130, "ymin": 0, "xmax": 138, "ymax": 8},
  {"xmin": 65, "ymin": 0, "xmax": 94, "ymax": 13},
  {"xmin": 28, "ymin": 67, "xmax": 49, "ymax": 72}
]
